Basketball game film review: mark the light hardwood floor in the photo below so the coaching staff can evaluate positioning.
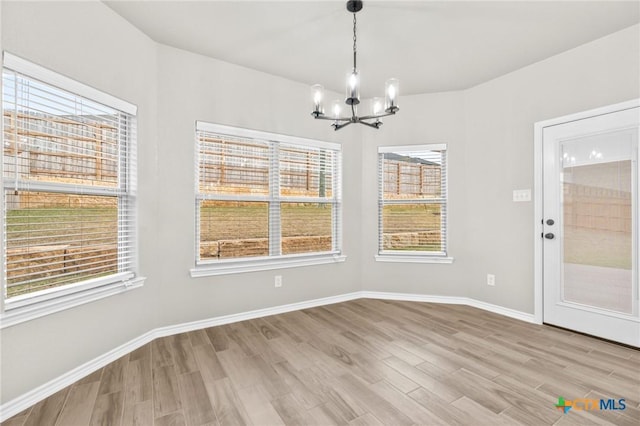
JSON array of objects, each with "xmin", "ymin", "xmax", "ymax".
[{"xmin": 2, "ymin": 299, "xmax": 639, "ymax": 426}]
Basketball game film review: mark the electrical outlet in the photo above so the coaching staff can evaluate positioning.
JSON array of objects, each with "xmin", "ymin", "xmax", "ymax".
[
  {"xmin": 487, "ymin": 274, "xmax": 495, "ymax": 286},
  {"xmin": 274, "ymin": 275, "xmax": 283, "ymax": 288}
]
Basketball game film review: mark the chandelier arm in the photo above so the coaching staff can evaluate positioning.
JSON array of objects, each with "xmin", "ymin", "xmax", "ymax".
[
  {"xmin": 358, "ymin": 120, "xmax": 382, "ymax": 129},
  {"xmin": 333, "ymin": 121, "xmax": 354, "ymax": 131},
  {"xmin": 313, "ymin": 115, "xmax": 352, "ymax": 122},
  {"xmin": 358, "ymin": 110, "xmax": 399, "ymax": 121}
]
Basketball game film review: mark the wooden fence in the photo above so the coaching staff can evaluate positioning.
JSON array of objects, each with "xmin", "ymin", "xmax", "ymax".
[
  {"xmin": 383, "ymin": 160, "xmax": 441, "ymax": 198},
  {"xmin": 563, "ymin": 183, "xmax": 631, "ymax": 233},
  {"xmin": 3, "ymin": 111, "xmax": 119, "ymax": 192}
]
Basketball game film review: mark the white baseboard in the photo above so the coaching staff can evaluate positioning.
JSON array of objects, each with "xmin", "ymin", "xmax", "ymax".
[
  {"xmin": 0, "ymin": 291, "xmax": 535, "ymax": 422},
  {"xmin": 361, "ymin": 291, "xmax": 538, "ymax": 324},
  {"xmin": 153, "ymin": 292, "xmax": 362, "ymax": 338}
]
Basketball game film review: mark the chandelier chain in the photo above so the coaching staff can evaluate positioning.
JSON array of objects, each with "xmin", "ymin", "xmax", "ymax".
[{"xmin": 352, "ymin": 12, "xmax": 357, "ymax": 70}]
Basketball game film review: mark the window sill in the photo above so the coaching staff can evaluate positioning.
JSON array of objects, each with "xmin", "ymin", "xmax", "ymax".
[
  {"xmin": 375, "ymin": 254, "xmax": 454, "ymax": 264},
  {"xmin": 0, "ymin": 276, "xmax": 146, "ymax": 329},
  {"xmin": 190, "ymin": 253, "xmax": 347, "ymax": 277}
]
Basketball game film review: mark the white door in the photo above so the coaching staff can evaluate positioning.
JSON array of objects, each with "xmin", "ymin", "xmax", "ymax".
[{"xmin": 542, "ymin": 105, "xmax": 639, "ymax": 347}]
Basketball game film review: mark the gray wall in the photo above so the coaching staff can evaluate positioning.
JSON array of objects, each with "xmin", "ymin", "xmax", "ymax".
[
  {"xmin": 361, "ymin": 24, "xmax": 640, "ymax": 313},
  {"xmin": 1, "ymin": 0, "xmax": 638, "ymax": 405},
  {"xmin": 152, "ymin": 45, "xmax": 362, "ymax": 329},
  {"xmin": 0, "ymin": 0, "xmax": 160, "ymax": 404}
]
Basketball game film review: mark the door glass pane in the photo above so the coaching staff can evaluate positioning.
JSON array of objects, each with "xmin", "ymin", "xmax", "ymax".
[{"xmin": 561, "ymin": 132, "xmax": 635, "ymax": 314}]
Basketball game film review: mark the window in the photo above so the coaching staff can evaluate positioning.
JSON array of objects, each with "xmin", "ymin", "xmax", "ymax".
[
  {"xmin": 193, "ymin": 122, "xmax": 343, "ymax": 276},
  {"xmin": 1, "ymin": 53, "xmax": 141, "ymax": 319},
  {"xmin": 377, "ymin": 144, "xmax": 452, "ymax": 263}
]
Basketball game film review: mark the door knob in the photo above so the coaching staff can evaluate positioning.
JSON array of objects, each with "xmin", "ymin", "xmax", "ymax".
[
  {"xmin": 546, "ymin": 219, "xmax": 555, "ymax": 226},
  {"xmin": 544, "ymin": 233, "xmax": 555, "ymax": 239}
]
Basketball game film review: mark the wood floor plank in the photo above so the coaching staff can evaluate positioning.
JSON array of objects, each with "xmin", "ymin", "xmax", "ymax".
[
  {"xmin": 121, "ymin": 400, "xmax": 152, "ymax": 426},
  {"xmin": 124, "ymin": 358, "xmax": 152, "ymax": 404},
  {"xmin": 152, "ymin": 338, "xmax": 175, "ymax": 368},
  {"xmin": 383, "ymin": 356, "xmax": 463, "ymax": 403},
  {"xmin": 451, "ymin": 396, "xmax": 517, "ymax": 425},
  {"xmin": 349, "ymin": 353, "xmax": 420, "ymax": 394},
  {"xmin": 215, "ymin": 349, "xmax": 259, "ymax": 390},
  {"xmin": 216, "ymin": 349, "xmax": 289, "ymax": 399},
  {"xmin": 271, "ymin": 393, "xmax": 312, "ymax": 426},
  {"xmin": 129, "ymin": 343, "xmax": 151, "ymax": 362},
  {"xmin": 266, "ymin": 336, "xmax": 314, "ymax": 370},
  {"xmin": 369, "ymin": 379, "xmax": 444, "ymax": 425},
  {"xmin": 335, "ymin": 373, "xmax": 414, "ymax": 426},
  {"xmin": 168, "ymin": 334, "xmax": 198, "ymax": 375},
  {"xmin": 154, "ymin": 412, "xmax": 187, "ymax": 426},
  {"xmin": 205, "ymin": 326, "xmax": 229, "ymax": 352},
  {"xmin": 88, "ymin": 391, "xmax": 124, "ymax": 426},
  {"xmin": 236, "ymin": 384, "xmax": 285, "ymax": 426},
  {"xmin": 305, "ymin": 334, "xmax": 382, "ymax": 384},
  {"xmin": 22, "ymin": 387, "xmax": 69, "ymax": 426},
  {"xmin": 443, "ymin": 368, "xmax": 512, "ymax": 414},
  {"xmin": 272, "ymin": 361, "xmax": 324, "ymax": 410},
  {"xmin": 241, "ymin": 332, "xmax": 286, "ymax": 366},
  {"xmin": 409, "ymin": 386, "xmax": 493, "ymax": 426},
  {"xmin": 248, "ymin": 354, "xmax": 290, "ymax": 399},
  {"xmin": 205, "ymin": 377, "xmax": 251, "ymax": 426},
  {"xmin": 97, "ymin": 355, "xmax": 128, "ymax": 395},
  {"xmin": 348, "ymin": 413, "xmax": 385, "ymax": 426},
  {"xmin": 177, "ymin": 371, "xmax": 216, "ymax": 426},
  {"xmin": 298, "ymin": 367, "xmax": 366, "ymax": 422},
  {"xmin": 152, "ymin": 365, "xmax": 182, "ymax": 417},
  {"xmin": 251, "ymin": 318, "xmax": 282, "ymax": 340},
  {"xmin": 261, "ymin": 315, "xmax": 304, "ymax": 344},
  {"xmin": 193, "ymin": 343, "xmax": 227, "ymax": 383},
  {"xmin": 188, "ymin": 330, "xmax": 211, "ymax": 348},
  {"xmin": 305, "ymin": 404, "xmax": 341, "ymax": 426},
  {"xmin": 56, "ymin": 381, "xmax": 100, "ymax": 426},
  {"xmin": 223, "ymin": 324, "xmax": 256, "ymax": 357}
]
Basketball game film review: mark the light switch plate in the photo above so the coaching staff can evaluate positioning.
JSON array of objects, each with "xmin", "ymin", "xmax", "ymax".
[{"xmin": 513, "ymin": 189, "xmax": 531, "ymax": 202}]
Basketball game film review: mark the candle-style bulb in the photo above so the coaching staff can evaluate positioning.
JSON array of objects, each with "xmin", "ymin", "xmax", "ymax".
[
  {"xmin": 385, "ymin": 78, "xmax": 399, "ymax": 112},
  {"xmin": 371, "ymin": 97, "xmax": 383, "ymax": 115},
  {"xmin": 345, "ymin": 70, "xmax": 360, "ymax": 105},
  {"xmin": 331, "ymin": 100, "xmax": 342, "ymax": 119},
  {"xmin": 311, "ymin": 84, "xmax": 325, "ymax": 115}
]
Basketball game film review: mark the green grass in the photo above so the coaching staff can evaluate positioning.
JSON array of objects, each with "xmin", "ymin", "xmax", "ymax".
[
  {"xmin": 381, "ymin": 204, "xmax": 442, "ymax": 251},
  {"xmin": 564, "ymin": 226, "xmax": 632, "ymax": 269},
  {"xmin": 6, "ymin": 206, "xmax": 117, "ymax": 247},
  {"xmin": 6, "ymin": 204, "xmax": 118, "ymax": 298},
  {"xmin": 199, "ymin": 201, "xmax": 333, "ymax": 241}
]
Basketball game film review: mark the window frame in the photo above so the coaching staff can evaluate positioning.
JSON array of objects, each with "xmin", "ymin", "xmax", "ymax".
[
  {"xmin": 191, "ymin": 122, "xmax": 345, "ymax": 277},
  {"xmin": 0, "ymin": 52, "xmax": 144, "ymax": 328},
  {"xmin": 376, "ymin": 144, "xmax": 453, "ymax": 264}
]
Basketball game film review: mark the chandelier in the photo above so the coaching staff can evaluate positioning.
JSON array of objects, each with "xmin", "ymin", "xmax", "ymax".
[{"xmin": 311, "ymin": 0, "xmax": 399, "ymax": 130}]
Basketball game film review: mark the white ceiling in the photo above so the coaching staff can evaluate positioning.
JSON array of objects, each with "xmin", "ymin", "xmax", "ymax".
[{"xmin": 104, "ymin": 1, "xmax": 640, "ymax": 96}]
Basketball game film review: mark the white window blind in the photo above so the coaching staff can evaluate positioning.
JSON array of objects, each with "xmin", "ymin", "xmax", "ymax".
[
  {"xmin": 196, "ymin": 122, "xmax": 341, "ymax": 263},
  {"xmin": 2, "ymin": 54, "xmax": 137, "ymax": 304},
  {"xmin": 378, "ymin": 145, "xmax": 448, "ymax": 256}
]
